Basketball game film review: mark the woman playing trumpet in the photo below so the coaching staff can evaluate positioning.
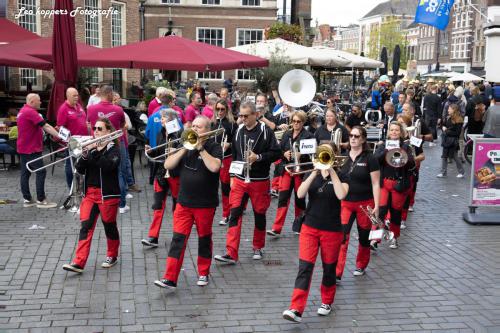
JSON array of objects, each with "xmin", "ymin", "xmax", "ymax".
[
  {"xmin": 211, "ymin": 99, "xmax": 237, "ymax": 226},
  {"xmin": 267, "ymin": 111, "xmax": 313, "ymax": 237},
  {"xmin": 373, "ymin": 121, "xmax": 415, "ymax": 249},
  {"xmin": 336, "ymin": 126, "xmax": 380, "ymax": 279},
  {"xmin": 282, "ymin": 142, "xmax": 349, "ymax": 322},
  {"xmin": 62, "ymin": 117, "xmax": 122, "ymax": 273},
  {"xmin": 141, "ymin": 109, "xmax": 183, "ymax": 248}
]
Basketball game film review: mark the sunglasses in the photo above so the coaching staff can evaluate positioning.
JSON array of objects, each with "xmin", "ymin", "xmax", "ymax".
[
  {"xmin": 326, "ymin": 100, "xmax": 332, "ymax": 104},
  {"xmin": 216, "ymin": 107, "xmax": 227, "ymax": 111},
  {"xmin": 93, "ymin": 126, "xmax": 105, "ymax": 132},
  {"xmin": 239, "ymin": 114, "xmax": 251, "ymax": 119},
  {"xmin": 292, "ymin": 120, "xmax": 302, "ymax": 124},
  {"xmin": 349, "ymin": 134, "xmax": 361, "ymax": 139}
]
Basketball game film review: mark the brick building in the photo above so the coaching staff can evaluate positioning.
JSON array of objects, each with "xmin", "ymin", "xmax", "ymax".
[
  {"xmin": 142, "ymin": 0, "xmax": 278, "ymax": 83},
  {"xmin": 3, "ymin": 0, "xmax": 141, "ymax": 96}
]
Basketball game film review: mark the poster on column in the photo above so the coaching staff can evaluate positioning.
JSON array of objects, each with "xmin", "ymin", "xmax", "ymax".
[{"xmin": 470, "ymin": 138, "xmax": 500, "ymax": 206}]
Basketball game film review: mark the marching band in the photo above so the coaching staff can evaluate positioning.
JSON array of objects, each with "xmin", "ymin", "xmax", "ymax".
[{"xmin": 25, "ymin": 70, "xmax": 439, "ymax": 324}]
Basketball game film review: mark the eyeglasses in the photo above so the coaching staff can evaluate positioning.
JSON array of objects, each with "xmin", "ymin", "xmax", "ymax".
[
  {"xmin": 292, "ymin": 120, "xmax": 302, "ymax": 124},
  {"xmin": 216, "ymin": 107, "xmax": 226, "ymax": 111},
  {"xmin": 93, "ymin": 126, "xmax": 104, "ymax": 132},
  {"xmin": 349, "ymin": 134, "xmax": 361, "ymax": 139},
  {"xmin": 239, "ymin": 114, "xmax": 251, "ymax": 119}
]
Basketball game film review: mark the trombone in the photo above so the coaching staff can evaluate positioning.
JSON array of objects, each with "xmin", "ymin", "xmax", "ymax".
[
  {"xmin": 145, "ymin": 127, "xmax": 225, "ymax": 162},
  {"xmin": 26, "ymin": 130, "xmax": 123, "ymax": 173},
  {"xmin": 284, "ymin": 144, "xmax": 348, "ymax": 175},
  {"xmin": 274, "ymin": 124, "xmax": 292, "ymax": 141}
]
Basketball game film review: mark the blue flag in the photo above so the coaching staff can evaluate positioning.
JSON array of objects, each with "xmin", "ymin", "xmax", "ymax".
[{"xmin": 415, "ymin": 0, "xmax": 455, "ymax": 31}]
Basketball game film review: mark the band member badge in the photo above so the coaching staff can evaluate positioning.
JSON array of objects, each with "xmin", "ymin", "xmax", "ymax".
[
  {"xmin": 58, "ymin": 126, "xmax": 70, "ymax": 142},
  {"xmin": 386, "ymin": 140, "xmax": 400, "ymax": 150},
  {"xmin": 229, "ymin": 161, "xmax": 245, "ymax": 175},
  {"xmin": 165, "ymin": 119, "xmax": 181, "ymax": 134},
  {"xmin": 410, "ymin": 136, "xmax": 423, "ymax": 147}
]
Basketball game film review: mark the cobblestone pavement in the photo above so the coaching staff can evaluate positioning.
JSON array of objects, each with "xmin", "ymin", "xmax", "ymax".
[{"xmin": 1, "ymin": 142, "xmax": 500, "ymax": 333}]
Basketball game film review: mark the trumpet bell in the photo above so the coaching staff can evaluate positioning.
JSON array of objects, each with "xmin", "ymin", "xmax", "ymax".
[
  {"xmin": 181, "ymin": 129, "xmax": 199, "ymax": 150},
  {"xmin": 385, "ymin": 148, "xmax": 408, "ymax": 168},
  {"xmin": 278, "ymin": 69, "xmax": 316, "ymax": 108}
]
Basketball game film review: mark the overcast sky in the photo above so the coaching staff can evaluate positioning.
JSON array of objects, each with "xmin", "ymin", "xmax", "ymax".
[{"xmin": 278, "ymin": 0, "xmax": 388, "ymax": 26}]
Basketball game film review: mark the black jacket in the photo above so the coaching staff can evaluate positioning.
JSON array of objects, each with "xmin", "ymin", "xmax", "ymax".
[
  {"xmin": 423, "ymin": 93, "xmax": 442, "ymax": 119},
  {"xmin": 232, "ymin": 122, "xmax": 281, "ymax": 181},
  {"xmin": 279, "ymin": 128, "xmax": 314, "ymax": 175},
  {"xmin": 76, "ymin": 142, "xmax": 121, "ymax": 200},
  {"xmin": 148, "ymin": 128, "xmax": 182, "ymax": 185}
]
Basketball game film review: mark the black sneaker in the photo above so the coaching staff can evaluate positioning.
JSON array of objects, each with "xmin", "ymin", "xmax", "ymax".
[
  {"xmin": 101, "ymin": 257, "xmax": 118, "ymax": 268},
  {"xmin": 370, "ymin": 241, "xmax": 378, "ymax": 251},
  {"xmin": 214, "ymin": 254, "xmax": 236, "ymax": 264},
  {"xmin": 283, "ymin": 309, "xmax": 302, "ymax": 323},
  {"xmin": 62, "ymin": 263, "xmax": 84, "ymax": 273},
  {"xmin": 141, "ymin": 237, "xmax": 159, "ymax": 247},
  {"xmin": 154, "ymin": 279, "xmax": 177, "ymax": 290}
]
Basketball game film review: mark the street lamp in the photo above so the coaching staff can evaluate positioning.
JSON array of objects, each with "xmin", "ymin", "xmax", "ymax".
[
  {"xmin": 139, "ymin": 0, "xmax": 146, "ymax": 83},
  {"xmin": 164, "ymin": 7, "xmax": 174, "ymax": 36}
]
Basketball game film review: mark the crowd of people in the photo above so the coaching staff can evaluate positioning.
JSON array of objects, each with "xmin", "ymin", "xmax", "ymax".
[{"xmin": 12, "ymin": 74, "xmax": 500, "ymax": 323}]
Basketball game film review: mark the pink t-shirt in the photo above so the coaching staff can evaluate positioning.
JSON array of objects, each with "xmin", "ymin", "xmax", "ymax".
[
  {"xmin": 172, "ymin": 105, "xmax": 185, "ymax": 124},
  {"xmin": 87, "ymin": 101, "xmax": 125, "ymax": 141},
  {"xmin": 148, "ymin": 98, "xmax": 161, "ymax": 117},
  {"xmin": 201, "ymin": 105, "xmax": 214, "ymax": 119},
  {"xmin": 184, "ymin": 104, "xmax": 200, "ymax": 123},
  {"xmin": 17, "ymin": 104, "xmax": 45, "ymax": 154},
  {"xmin": 57, "ymin": 101, "xmax": 88, "ymax": 136}
]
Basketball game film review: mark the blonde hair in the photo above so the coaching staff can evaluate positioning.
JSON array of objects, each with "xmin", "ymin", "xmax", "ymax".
[
  {"xmin": 387, "ymin": 121, "xmax": 407, "ymax": 140},
  {"xmin": 291, "ymin": 110, "xmax": 307, "ymax": 124},
  {"xmin": 448, "ymin": 104, "xmax": 464, "ymax": 124}
]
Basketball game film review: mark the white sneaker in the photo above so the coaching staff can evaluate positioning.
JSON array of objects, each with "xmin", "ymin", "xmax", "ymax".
[
  {"xmin": 408, "ymin": 206, "xmax": 414, "ymax": 212},
  {"xmin": 23, "ymin": 199, "xmax": 36, "ymax": 208},
  {"xmin": 389, "ymin": 238, "xmax": 399, "ymax": 249},
  {"xmin": 456, "ymin": 173, "xmax": 464, "ymax": 178},
  {"xmin": 353, "ymin": 268, "xmax": 365, "ymax": 276},
  {"xmin": 126, "ymin": 193, "xmax": 133, "ymax": 199},
  {"xmin": 436, "ymin": 173, "xmax": 446, "ymax": 178},
  {"xmin": 283, "ymin": 309, "xmax": 302, "ymax": 323},
  {"xmin": 252, "ymin": 249, "xmax": 263, "ymax": 260},
  {"xmin": 429, "ymin": 142, "xmax": 436, "ymax": 147},
  {"xmin": 400, "ymin": 221, "xmax": 407, "ymax": 230},
  {"xmin": 197, "ymin": 275, "xmax": 209, "ymax": 286},
  {"xmin": 119, "ymin": 205, "xmax": 130, "ymax": 214},
  {"xmin": 36, "ymin": 200, "xmax": 57, "ymax": 209},
  {"xmin": 317, "ymin": 303, "xmax": 332, "ymax": 316},
  {"xmin": 219, "ymin": 217, "xmax": 228, "ymax": 226}
]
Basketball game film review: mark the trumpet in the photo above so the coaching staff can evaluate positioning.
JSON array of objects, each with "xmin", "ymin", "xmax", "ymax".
[
  {"xmin": 26, "ymin": 130, "xmax": 123, "ymax": 173},
  {"xmin": 385, "ymin": 148, "xmax": 408, "ymax": 168},
  {"xmin": 145, "ymin": 127, "xmax": 225, "ymax": 161},
  {"xmin": 244, "ymin": 134, "xmax": 254, "ymax": 183},
  {"xmin": 284, "ymin": 144, "xmax": 348, "ymax": 175},
  {"xmin": 359, "ymin": 205, "xmax": 394, "ymax": 242}
]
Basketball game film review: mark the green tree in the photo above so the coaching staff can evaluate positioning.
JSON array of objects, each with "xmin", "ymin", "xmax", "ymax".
[
  {"xmin": 266, "ymin": 22, "xmax": 303, "ymax": 44},
  {"xmin": 254, "ymin": 48, "xmax": 295, "ymax": 93},
  {"xmin": 367, "ymin": 16, "xmax": 408, "ymax": 69}
]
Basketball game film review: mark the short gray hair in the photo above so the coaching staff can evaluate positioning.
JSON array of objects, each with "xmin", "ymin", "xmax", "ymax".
[
  {"xmin": 240, "ymin": 101, "xmax": 256, "ymax": 114},
  {"xmin": 193, "ymin": 115, "xmax": 211, "ymax": 129},
  {"xmin": 156, "ymin": 87, "xmax": 168, "ymax": 98},
  {"xmin": 207, "ymin": 93, "xmax": 218, "ymax": 105}
]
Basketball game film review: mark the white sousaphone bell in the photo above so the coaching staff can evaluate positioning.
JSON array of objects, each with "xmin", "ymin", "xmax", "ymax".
[{"xmin": 278, "ymin": 69, "xmax": 316, "ymax": 108}]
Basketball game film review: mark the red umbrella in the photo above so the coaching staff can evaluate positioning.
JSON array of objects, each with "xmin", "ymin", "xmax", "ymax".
[
  {"xmin": 79, "ymin": 35, "xmax": 268, "ymax": 71},
  {"xmin": 0, "ymin": 18, "xmax": 40, "ymax": 43},
  {"xmin": 0, "ymin": 49, "xmax": 51, "ymax": 70},
  {"xmin": 46, "ymin": 0, "xmax": 78, "ymax": 122}
]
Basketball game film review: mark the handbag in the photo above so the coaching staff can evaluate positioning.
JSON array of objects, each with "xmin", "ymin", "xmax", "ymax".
[{"xmin": 441, "ymin": 135, "xmax": 457, "ymax": 148}]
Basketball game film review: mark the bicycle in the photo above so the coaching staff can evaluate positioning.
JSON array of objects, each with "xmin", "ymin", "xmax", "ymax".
[{"xmin": 462, "ymin": 127, "xmax": 483, "ymax": 164}]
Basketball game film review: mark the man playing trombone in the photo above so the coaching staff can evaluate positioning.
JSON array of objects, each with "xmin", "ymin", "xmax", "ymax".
[
  {"xmin": 18, "ymin": 93, "xmax": 60, "ymax": 208},
  {"xmin": 154, "ymin": 116, "xmax": 222, "ymax": 289}
]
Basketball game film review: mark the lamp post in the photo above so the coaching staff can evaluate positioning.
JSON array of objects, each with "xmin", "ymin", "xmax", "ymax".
[
  {"xmin": 164, "ymin": 6, "xmax": 174, "ymax": 36},
  {"xmin": 139, "ymin": 0, "xmax": 146, "ymax": 84}
]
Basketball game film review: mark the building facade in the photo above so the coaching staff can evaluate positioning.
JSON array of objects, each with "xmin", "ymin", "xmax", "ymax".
[
  {"xmin": 143, "ymin": 0, "xmax": 278, "ymax": 82},
  {"xmin": 340, "ymin": 25, "xmax": 359, "ymax": 54},
  {"xmin": 4, "ymin": 0, "xmax": 141, "ymax": 96}
]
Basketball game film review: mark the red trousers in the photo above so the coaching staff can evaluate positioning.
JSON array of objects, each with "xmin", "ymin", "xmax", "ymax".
[
  {"xmin": 148, "ymin": 177, "xmax": 180, "ymax": 239},
  {"xmin": 379, "ymin": 179, "xmax": 408, "ymax": 239},
  {"xmin": 163, "ymin": 204, "xmax": 215, "ymax": 283},
  {"xmin": 336, "ymin": 199, "xmax": 374, "ymax": 278},
  {"xmin": 74, "ymin": 187, "xmax": 120, "ymax": 268},
  {"xmin": 271, "ymin": 172, "xmax": 305, "ymax": 233},
  {"xmin": 402, "ymin": 175, "xmax": 416, "ymax": 222},
  {"xmin": 271, "ymin": 159, "xmax": 282, "ymax": 191},
  {"xmin": 226, "ymin": 177, "xmax": 270, "ymax": 260},
  {"xmin": 220, "ymin": 156, "xmax": 232, "ymax": 219},
  {"xmin": 290, "ymin": 224, "xmax": 343, "ymax": 313}
]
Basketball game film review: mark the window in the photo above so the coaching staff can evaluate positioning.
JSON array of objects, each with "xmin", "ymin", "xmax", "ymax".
[
  {"xmin": 112, "ymin": 69, "xmax": 123, "ymax": 95},
  {"xmin": 20, "ymin": 68, "xmax": 37, "ymax": 88},
  {"xmin": 17, "ymin": 0, "xmax": 37, "ymax": 33},
  {"xmin": 242, "ymin": 0, "xmax": 260, "ymax": 6},
  {"xmin": 202, "ymin": 0, "xmax": 220, "ymax": 4},
  {"xmin": 197, "ymin": 28, "xmax": 224, "ymax": 79},
  {"xmin": 161, "ymin": 0, "xmax": 180, "ymax": 3},
  {"xmin": 237, "ymin": 29, "xmax": 264, "ymax": 80},
  {"xmin": 85, "ymin": 0, "xmax": 100, "ymax": 47},
  {"xmin": 111, "ymin": 2, "xmax": 125, "ymax": 47}
]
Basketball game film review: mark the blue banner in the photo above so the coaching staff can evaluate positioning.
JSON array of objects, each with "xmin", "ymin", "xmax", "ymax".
[{"xmin": 415, "ymin": 0, "xmax": 455, "ymax": 31}]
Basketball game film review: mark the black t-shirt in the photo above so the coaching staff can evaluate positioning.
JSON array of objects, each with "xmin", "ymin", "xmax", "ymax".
[
  {"xmin": 314, "ymin": 124, "xmax": 349, "ymax": 145},
  {"xmin": 340, "ymin": 151, "xmax": 380, "ymax": 202},
  {"xmin": 413, "ymin": 116, "xmax": 431, "ymax": 136},
  {"xmin": 212, "ymin": 118, "xmax": 237, "ymax": 158},
  {"xmin": 345, "ymin": 112, "xmax": 366, "ymax": 129},
  {"xmin": 303, "ymin": 172, "xmax": 347, "ymax": 232},
  {"xmin": 177, "ymin": 139, "xmax": 223, "ymax": 208}
]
